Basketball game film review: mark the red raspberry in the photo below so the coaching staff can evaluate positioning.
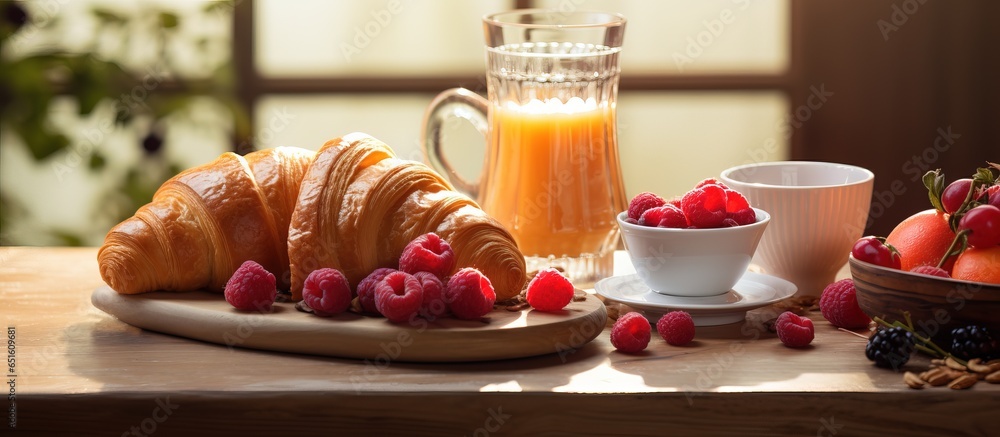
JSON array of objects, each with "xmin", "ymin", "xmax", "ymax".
[
  {"xmin": 302, "ymin": 268, "xmax": 352, "ymax": 316},
  {"xmin": 399, "ymin": 232, "xmax": 456, "ymax": 279},
  {"xmin": 224, "ymin": 260, "xmax": 276, "ymax": 311},
  {"xmin": 681, "ymin": 184, "xmax": 727, "ymax": 228},
  {"xmin": 445, "ymin": 267, "xmax": 496, "ymax": 320},
  {"xmin": 775, "ymin": 311, "xmax": 814, "ymax": 348},
  {"xmin": 623, "ymin": 217, "xmax": 639, "ymax": 225},
  {"xmin": 628, "ymin": 192, "xmax": 667, "ymax": 221},
  {"xmin": 909, "ymin": 265, "xmax": 951, "ymax": 278},
  {"xmin": 413, "ymin": 271, "xmax": 448, "ymax": 319},
  {"xmin": 666, "ymin": 197, "xmax": 682, "ymax": 209},
  {"xmin": 694, "ymin": 178, "xmax": 729, "ymax": 189},
  {"xmin": 656, "ymin": 311, "xmax": 695, "ymax": 346},
  {"xmin": 525, "ymin": 268, "xmax": 574, "ymax": 312},
  {"xmin": 724, "ymin": 190, "xmax": 756, "ymax": 226},
  {"xmin": 640, "ymin": 205, "xmax": 687, "ymax": 228},
  {"xmin": 374, "ymin": 271, "xmax": 424, "ymax": 323},
  {"xmin": 356, "ymin": 268, "xmax": 395, "ymax": 314},
  {"xmin": 611, "ymin": 312, "xmax": 651, "ymax": 353},
  {"xmin": 818, "ymin": 278, "xmax": 871, "ymax": 329}
]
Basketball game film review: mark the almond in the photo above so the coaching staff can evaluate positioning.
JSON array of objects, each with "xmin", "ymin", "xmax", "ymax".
[
  {"xmin": 924, "ymin": 368, "xmax": 954, "ymax": 386},
  {"xmin": 948, "ymin": 373, "xmax": 979, "ymax": 390},
  {"xmin": 904, "ymin": 371, "xmax": 926, "ymax": 389},
  {"xmin": 986, "ymin": 370, "xmax": 1000, "ymax": 384},
  {"xmin": 945, "ymin": 357, "xmax": 967, "ymax": 371}
]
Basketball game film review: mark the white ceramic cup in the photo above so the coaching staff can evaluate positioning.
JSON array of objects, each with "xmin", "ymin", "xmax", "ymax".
[{"xmin": 720, "ymin": 162, "xmax": 874, "ymax": 297}]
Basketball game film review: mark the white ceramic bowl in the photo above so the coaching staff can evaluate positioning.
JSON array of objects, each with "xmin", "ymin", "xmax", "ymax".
[
  {"xmin": 616, "ymin": 208, "xmax": 770, "ymax": 297},
  {"xmin": 720, "ymin": 161, "xmax": 874, "ymax": 296}
]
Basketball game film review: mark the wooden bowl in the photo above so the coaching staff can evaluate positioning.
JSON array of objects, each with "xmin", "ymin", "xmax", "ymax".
[{"xmin": 849, "ymin": 255, "xmax": 1000, "ymax": 342}]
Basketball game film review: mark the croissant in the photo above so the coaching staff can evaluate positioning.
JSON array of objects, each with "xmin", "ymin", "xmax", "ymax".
[
  {"xmin": 98, "ymin": 133, "xmax": 528, "ymax": 301},
  {"xmin": 98, "ymin": 147, "xmax": 315, "ymax": 294},
  {"xmin": 287, "ymin": 133, "xmax": 527, "ymax": 301}
]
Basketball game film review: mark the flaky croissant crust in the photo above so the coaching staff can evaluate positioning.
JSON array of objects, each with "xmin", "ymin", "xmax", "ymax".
[
  {"xmin": 99, "ymin": 134, "xmax": 527, "ymax": 301},
  {"xmin": 288, "ymin": 133, "xmax": 526, "ymax": 300}
]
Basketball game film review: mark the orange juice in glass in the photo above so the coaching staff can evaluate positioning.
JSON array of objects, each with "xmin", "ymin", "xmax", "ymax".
[{"xmin": 423, "ymin": 10, "xmax": 627, "ymax": 286}]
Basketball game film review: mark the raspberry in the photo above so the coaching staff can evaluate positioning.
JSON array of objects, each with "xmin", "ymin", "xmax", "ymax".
[
  {"xmin": 724, "ymin": 190, "xmax": 756, "ymax": 226},
  {"xmin": 694, "ymin": 178, "xmax": 729, "ymax": 189},
  {"xmin": 623, "ymin": 217, "xmax": 639, "ymax": 225},
  {"xmin": 909, "ymin": 265, "xmax": 951, "ymax": 278},
  {"xmin": 611, "ymin": 312, "xmax": 651, "ymax": 353},
  {"xmin": 224, "ymin": 260, "xmax": 277, "ymax": 311},
  {"xmin": 656, "ymin": 311, "xmax": 695, "ymax": 346},
  {"xmin": 818, "ymin": 279, "xmax": 871, "ymax": 329},
  {"xmin": 399, "ymin": 232, "xmax": 456, "ymax": 279},
  {"xmin": 640, "ymin": 204, "xmax": 687, "ymax": 228},
  {"xmin": 949, "ymin": 325, "xmax": 1000, "ymax": 361},
  {"xmin": 628, "ymin": 192, "xmax": 666, "ymax": 221},
  {"xmin": 681, "ymin": 184, "xmax": 727, "ymax": 228},
  {"xmin": 302, "ymin": 268, "xmax": 352, "ymax": 316},
  {"xmin": 445, "ymin": 267, "xmax": 496, "ymax": 320},
  {"xmin": 525, "ymin": 268, "xmax": 574, "ymax": 312},
  {"xmin": 866, "ymin": 327, "xmax": 914, "ymax": 369},
  {"xmin": 774, "ymin": 311, "xmax": 814, "ymax": 348},
  {"xmin": 374, "ymin": 271, "xmax": 424, "ymax": 323},
  {"xmin": 666, "ymin": 197, "xmax": 682, "ymax": 209},
  {"xmin": 356, "ymin": 268, "xmax": 395, "ymax": 314},
  {"xmin": 413, "ymin": 271, "xmax": 448, "ymax": 319}
]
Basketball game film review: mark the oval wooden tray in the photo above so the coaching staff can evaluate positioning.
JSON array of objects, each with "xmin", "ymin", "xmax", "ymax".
[{"xmin": 91, "ymin": 286, "xmax": 606, "ymax": 362}]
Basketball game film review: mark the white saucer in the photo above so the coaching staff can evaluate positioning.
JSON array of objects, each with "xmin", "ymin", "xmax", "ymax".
[{"xmin": 594, "ymin": 272, "xmax": 797, "ymax": 326}]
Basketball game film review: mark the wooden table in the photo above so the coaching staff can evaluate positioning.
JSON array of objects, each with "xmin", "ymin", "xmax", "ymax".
[{"xmin": 2, "ymin": 247, "xmax": 997, "ymax": 436}]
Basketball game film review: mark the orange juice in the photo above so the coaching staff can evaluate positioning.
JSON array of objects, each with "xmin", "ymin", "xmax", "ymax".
[{"xmin": 479, "ymin": 98, "xmax": 627, "ymax": 258}]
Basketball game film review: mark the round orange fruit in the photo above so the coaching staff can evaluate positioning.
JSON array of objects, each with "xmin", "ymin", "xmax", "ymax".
[
  {"xmin": 952, "ymin": 246, "xmax": 1000, "ymax": 284},
  {"xmin": 886, "ymin": 209, "xmax": 957, "ymax": 272}
]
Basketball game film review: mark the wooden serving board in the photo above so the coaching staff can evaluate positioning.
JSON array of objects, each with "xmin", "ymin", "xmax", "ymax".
[{"xmin": 91, "ymin": 286, "xmax": 607, "ymax": 362}]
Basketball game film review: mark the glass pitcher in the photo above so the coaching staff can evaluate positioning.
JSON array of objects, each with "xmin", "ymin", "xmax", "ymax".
[{"xmin": 422, "ymin": 9, "xmax": 627, "ymax": 286}]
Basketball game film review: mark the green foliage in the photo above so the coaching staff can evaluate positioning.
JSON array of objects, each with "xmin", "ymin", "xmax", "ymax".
[{"xmin": 0, "ymin": 1, "xmax": 243, "ymax": 246}]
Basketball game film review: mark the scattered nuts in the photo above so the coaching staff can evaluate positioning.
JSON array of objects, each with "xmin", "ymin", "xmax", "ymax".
[
  {"xmin": 930, "ymin": 358, "xmax": 946, "ymax": 367},
  {"xmin": 986, "ymin": 370, "xmax": 1000, "ymax": 384},
  {"xmin": 904, "ymin": 371, "xmax": 926, "ymax": 389},
  {"xmin": 945, "ymin": 357, "xmax": 967, "ymax": 371},
  {"xmin": 924, "ymin": 368, "xmax": 954, "ymax": 386},
  {"xmin": 948, "ymin": 373, "xmax": 980, "ymax": 390}
]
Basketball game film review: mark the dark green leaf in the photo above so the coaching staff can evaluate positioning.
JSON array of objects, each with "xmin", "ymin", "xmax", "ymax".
[
  {"xmin": 52, "ymin": 230, "xmax": 85, "ymax": 247},
  {"xmin": 88, "ymin": 152, "xmax": 107, "ymax": 171},
  {"xmin": 92, "ymin": 8, "xmax": 126, "ymax": 24},
  {"xmin": 202, "ymin": 1, "xmax": 235, "ymax": 14},
  {"xmin": 159, "ymin": 12, "xmax": 179, "ymax": 29},
  {"xmin": 922, "ymin": 169, "xmax": 945, "ymax": 213},
  {"xmin": 77, "ymin": 88, "xmax": 104, "ymax": 116}
]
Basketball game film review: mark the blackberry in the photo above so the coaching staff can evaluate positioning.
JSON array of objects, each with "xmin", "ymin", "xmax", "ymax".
[
  {"xmin": 949, "ymin": 325, "xmax": 1000, "ymax": 361},
  {"xmin": 865, "ymin": 327, "xmax": 914, "ymax": 370}
]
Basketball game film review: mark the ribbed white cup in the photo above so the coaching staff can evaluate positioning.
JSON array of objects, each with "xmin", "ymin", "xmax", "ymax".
[{"xmin": 721, "ymin": 162, "xmax": 874, "ymax": 296}]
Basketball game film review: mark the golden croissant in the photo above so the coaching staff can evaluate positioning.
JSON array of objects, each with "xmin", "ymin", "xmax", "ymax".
[{"xmin": 98, "ymin": 133, "xmax": 527, "ymax": 301}]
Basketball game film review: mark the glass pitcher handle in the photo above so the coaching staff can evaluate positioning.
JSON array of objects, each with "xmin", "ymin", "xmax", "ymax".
[{"xmin": 421, "ymin": 88, "xmax": 489, "ymax": 199}]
